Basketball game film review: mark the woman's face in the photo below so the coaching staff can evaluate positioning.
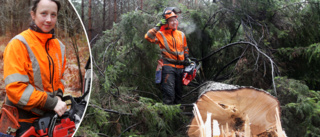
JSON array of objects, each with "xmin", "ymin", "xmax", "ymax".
[
  {"xmin": 31, "ymin": 0, "xmax": 58, "ymax": 33},
  {"xmin": 168, "ymin": 17, "xmax": 178, "ymax": 30}
]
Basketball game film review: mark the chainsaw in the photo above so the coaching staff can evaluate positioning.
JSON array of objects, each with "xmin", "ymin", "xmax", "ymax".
[
  {"xmin": 20, "ymin": 58, "xmax": 91, "ymax": 137},
  {"xmin": 0, "ymin": 57, "xmax": 91, "ymax": 137},
  {"xmin": 182, "ymin": 58, "xmax": 201, "ymax": 86}
]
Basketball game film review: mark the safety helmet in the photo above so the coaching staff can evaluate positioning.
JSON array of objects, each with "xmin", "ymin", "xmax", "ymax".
[
  {"xmin": 164, "ymin": 10, "xmax": 178, "ymax": 20},
  {"xmin": 162, "ymin": 7, "xmax": 181, "ymax": 19}
]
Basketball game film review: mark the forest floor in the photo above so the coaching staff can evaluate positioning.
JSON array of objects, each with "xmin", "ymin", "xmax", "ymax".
[{"xmin": 0, "ymin": 33, "xmax": 90, "ymax": 107}]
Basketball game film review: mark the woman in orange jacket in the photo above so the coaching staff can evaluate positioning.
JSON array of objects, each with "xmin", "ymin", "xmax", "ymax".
[
  {"xmin": 145, "ymin": 8, "xmax": 190, "ymax": 105},
  {"xmin": 3, "ymin": 0, "xmax": 67, "ymax": 136}
]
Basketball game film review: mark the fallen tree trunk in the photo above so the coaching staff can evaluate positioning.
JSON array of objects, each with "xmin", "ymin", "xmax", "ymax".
[{"xmin": 188, "ymin": 81, "xmax": 286, "ymax": 137}]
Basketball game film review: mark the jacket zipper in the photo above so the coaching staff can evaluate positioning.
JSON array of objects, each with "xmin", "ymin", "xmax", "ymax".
[
  {"xmin": 45, "ymin": 38, "xmax": 55, "ymax": 92},
  {"xmin": 171, "ymin": 31, "xmax": 179, "ymax": 67}
]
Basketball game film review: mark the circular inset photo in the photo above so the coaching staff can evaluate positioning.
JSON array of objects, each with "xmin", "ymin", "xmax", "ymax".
[{"xmin": 0, "ymin": 0, "xmax": 91, "ymax": 136}]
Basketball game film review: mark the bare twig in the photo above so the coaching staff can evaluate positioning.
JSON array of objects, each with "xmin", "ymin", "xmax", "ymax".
[
  {"xmin": 199, "ymin": 41, "xmax": 278, "ymax": 95},
  {"xmin": 89, "ymin": 103, "xmax": 133, "ymax": 116},
  {"xmin": 118, "ymin": 122, "xmax": 142, "ymax": 137},
  {"xmin": 130, "ymin": 89, "xmax": 161, "ymax": 101},
  {"xmin": 90, "ymin": 34, "xmax": 99, "ymax": 45},
  {"xmin": 182, "ymin": 81, "xmax": 210, "ymax": 98},
  {"xmin": 92, "ymin": 56, "xmax": 105, "ymax": 77},
  {"xmin": 97, "ymin": 133, "xmax": 109, "ymax": 137},
  {"xmin": 213, "ymin": 56, "xmax": 240, "ymax": 80}
]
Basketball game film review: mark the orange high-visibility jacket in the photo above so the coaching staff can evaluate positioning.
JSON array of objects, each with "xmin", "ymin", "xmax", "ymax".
[
  {"xmin": 145, "ymin": 27, "xmax": 189, "ymax": 68},
  {"xmin": 3, "ymin": 29, "xmax": 66, "ymax": 123}
]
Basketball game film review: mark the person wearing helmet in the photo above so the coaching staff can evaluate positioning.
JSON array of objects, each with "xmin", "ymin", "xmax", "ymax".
[{"xmin": 145, "ymin": 8, "xmax": 190, "ymax": 105}]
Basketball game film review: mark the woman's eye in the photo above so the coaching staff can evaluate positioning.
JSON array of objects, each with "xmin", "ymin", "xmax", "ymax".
[{"xmin": 41, "ymin": 13, "xmax": 47, "ymax": 16}]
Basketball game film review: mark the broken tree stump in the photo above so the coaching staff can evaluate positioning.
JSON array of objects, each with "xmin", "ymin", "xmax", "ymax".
[{"xmin": 188, "ymin": 81, "xmax": 284, "ymax": 137}]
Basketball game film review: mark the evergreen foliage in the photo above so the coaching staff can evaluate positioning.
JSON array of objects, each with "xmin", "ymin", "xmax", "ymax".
[
  {"xmin": 75, "ymin": 0, "xmax": 320, "ymax": 136},
  {"xmin": 275, "ymin": 77, "xmax": 320, "ymax": 137}
]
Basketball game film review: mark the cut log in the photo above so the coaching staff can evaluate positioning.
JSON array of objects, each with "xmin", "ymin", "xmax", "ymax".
[{"xmin": 188, "ymin": 81, "xmax": 283, "ymax": 137}]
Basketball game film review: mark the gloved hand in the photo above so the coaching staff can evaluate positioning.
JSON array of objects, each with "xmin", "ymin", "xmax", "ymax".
[
  {"xmin": 156, "ymin": 18, "xmax": 167, "ymax": 27},
  {"xmin": 184, "ymin": 57, "xmax": 192, "ymax": 66}
]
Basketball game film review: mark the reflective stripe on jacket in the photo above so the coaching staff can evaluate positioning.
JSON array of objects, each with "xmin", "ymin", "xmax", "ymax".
[
  {"xmin": 3, "ymin": 29, "xmax": 66, "ymax": 123},
  {"xmin": 145, "ymin": 27, "xmax": 189, "ymax": 69}
]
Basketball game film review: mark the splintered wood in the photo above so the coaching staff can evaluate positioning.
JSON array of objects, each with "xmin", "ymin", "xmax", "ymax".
[{"xmin": 187, "ymin": 82, "xmax": 287, "ymax": 137}]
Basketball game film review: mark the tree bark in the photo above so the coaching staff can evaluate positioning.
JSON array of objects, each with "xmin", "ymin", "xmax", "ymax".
[
  {"xmin": 103, "ymin": 0, "xmax": 106, "ymax": 31},
  {"xmin": 120, "ymin": 0, "xmax": 123, "ymax": 14},
  {"xmin": 88, "ymin": 0, "xmax": 92, "ymax": 40},
  {"xmin": 81, "ymin": 0, "xmax": 84, "ymax": 21},
  {"xmin": 114, "ymin": 0, "xmax": 117, "ymax": 23},
  {"xmin": 108, "ymin": 0, "xmax": 112, "ymax": 29}
]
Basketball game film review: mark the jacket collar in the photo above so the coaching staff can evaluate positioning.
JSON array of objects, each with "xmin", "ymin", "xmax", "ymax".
[
  {"xmin": 28, "ymin": 22, "xmax": 55, "ymax": 45},
  {"xmin": 162, "ymin": 28, "xmax": 176, "ymax": 34},
  {"xmin": 29, "ymin": 21, "xmax": 55, "ymax": 35}
]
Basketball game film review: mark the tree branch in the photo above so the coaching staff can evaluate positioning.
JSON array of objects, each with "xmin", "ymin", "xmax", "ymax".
[
  {"xmin": 182, "ymin": 81, "xmax": 210, "ymax": 98},
  {"xmin": 89, "ymin": 104, "xmax": 133, "ymax": 116},
  {"xmin": 199, "ymin": 41, "xmax": 278, "ymax": 95},
  {"xmin": 118, "ymin": 122, "xmax": 142, "ymax": 137}
]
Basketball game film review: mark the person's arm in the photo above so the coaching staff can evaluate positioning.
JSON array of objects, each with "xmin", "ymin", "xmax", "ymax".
[
  {"xmin": 4, "ymin": 39, "xmax": 59, "ymax": 112},
  {"xmin": 145, "ymin": 19, "xmax": 166, "ymax": 44},
  {"xmin": 145, "ymin": 28, "xmax": 159, "ymax": 43}
]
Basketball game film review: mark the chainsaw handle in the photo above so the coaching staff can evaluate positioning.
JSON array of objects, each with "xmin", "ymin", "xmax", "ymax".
[
  {"xmin": 189, "ymin": 57, "xmax": 199, "ymax": 63},
  {"xmin": 61, "ymin": 95, "xmax": 76, "ymax": 119}
]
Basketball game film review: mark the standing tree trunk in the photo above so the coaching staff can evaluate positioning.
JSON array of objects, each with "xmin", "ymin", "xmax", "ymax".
[
  {"xmin": 108, "ymin": 0, "xmax": 112, "ymax": 29},
  {"xmin": 81, "ymin": 0, "xmax": 84, "ymax": 21},
  {"xmin": 88, "ymin": 0, "xmax": 92, "ymax": 40},
  {"xmin": 102, "ymin": 0, "xmax": 106, "ymax": 31},
  {"xmin": 0, "ymin": 0, "xmax": 3, "ymax": 35},
  {"xmin": 114, "ymin": 0, "xmax": 117, "ymax": 23},
  {"xmin": 120, "ymin": 0, "xmax": 123, "ymax": 14},
  {"xmin": 140, "ymin": 0, "xmax": 143, "ymax": 10}
]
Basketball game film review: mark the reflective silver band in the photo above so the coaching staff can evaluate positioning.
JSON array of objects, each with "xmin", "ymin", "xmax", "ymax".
[
  {"xmin": 17, "ymin": 84, "xmax": 34, "ymax": 108},
  {"xmin": 163, "ymin": 58, "xmax": 184, "ymax": 64},
  {"xmin": 5, "ymin": 73, "xmax": 29, "ymax": 87},
  {"xmin": 161, "ymin": 49, "xmax": 184, "ymax": 55},
  {"xmin": 61, "ymin": 79, "xmax": 65, "ymax": 85},
  {"xmin": 147, "ymin": 31, "xmax": 156, "ymax": 39},
  {"xmin": 13, "ymin": 35, "xmax": 44, "ymax": 91},
  {"xmin": 159, "ymin": 31, "xmax": 178, "ymax": 56},
  {"xmin": 58, "ymin": 40, "xmax": 65, "ymax": 70}
]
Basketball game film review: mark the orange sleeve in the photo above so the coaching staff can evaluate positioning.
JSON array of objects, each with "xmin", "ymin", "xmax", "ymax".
[
  {"xmin": 145, "ymin": 27, "xmax": 160, "ymax": 44},
  {"xmin": 4, "ymin": 39, "xmax": 58, "ymax": 111}
]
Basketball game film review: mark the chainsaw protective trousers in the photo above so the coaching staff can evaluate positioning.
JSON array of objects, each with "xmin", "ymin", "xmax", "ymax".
[{"xmin": 161, "ymin": 66, "xmax": 183, "ymax": 105}]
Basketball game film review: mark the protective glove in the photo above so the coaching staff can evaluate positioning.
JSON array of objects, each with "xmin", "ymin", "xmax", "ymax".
[
  {"xmin": 156, "ymin": 18, "xmax": 167, "ymax": 27},
  {"xmin": 184, "ymin": 57, "xmax": 192, "ymax": 66}
]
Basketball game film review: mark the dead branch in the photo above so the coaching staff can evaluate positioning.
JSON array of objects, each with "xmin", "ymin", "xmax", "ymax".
[
  {"xmin": 198, "ymin": 41, "xmax": 278, "ymax": 95},
  {"xmin": 182, "ymin": 81, "xmax": 210, "ymax": 98},
  {"xmin": 213, "ymin": 56, "xmax": 240, "ymax": 80},
  {"xmin": 89, "ymin": 103, "xmax": 133, "ymax": 116},
  {"xmin": 130, "ymin": 89, "xmax": 161, "ymax": 101},
  {"xmin": 118, "ymin": 122, "xmax": 142, "ymax": 137}
]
